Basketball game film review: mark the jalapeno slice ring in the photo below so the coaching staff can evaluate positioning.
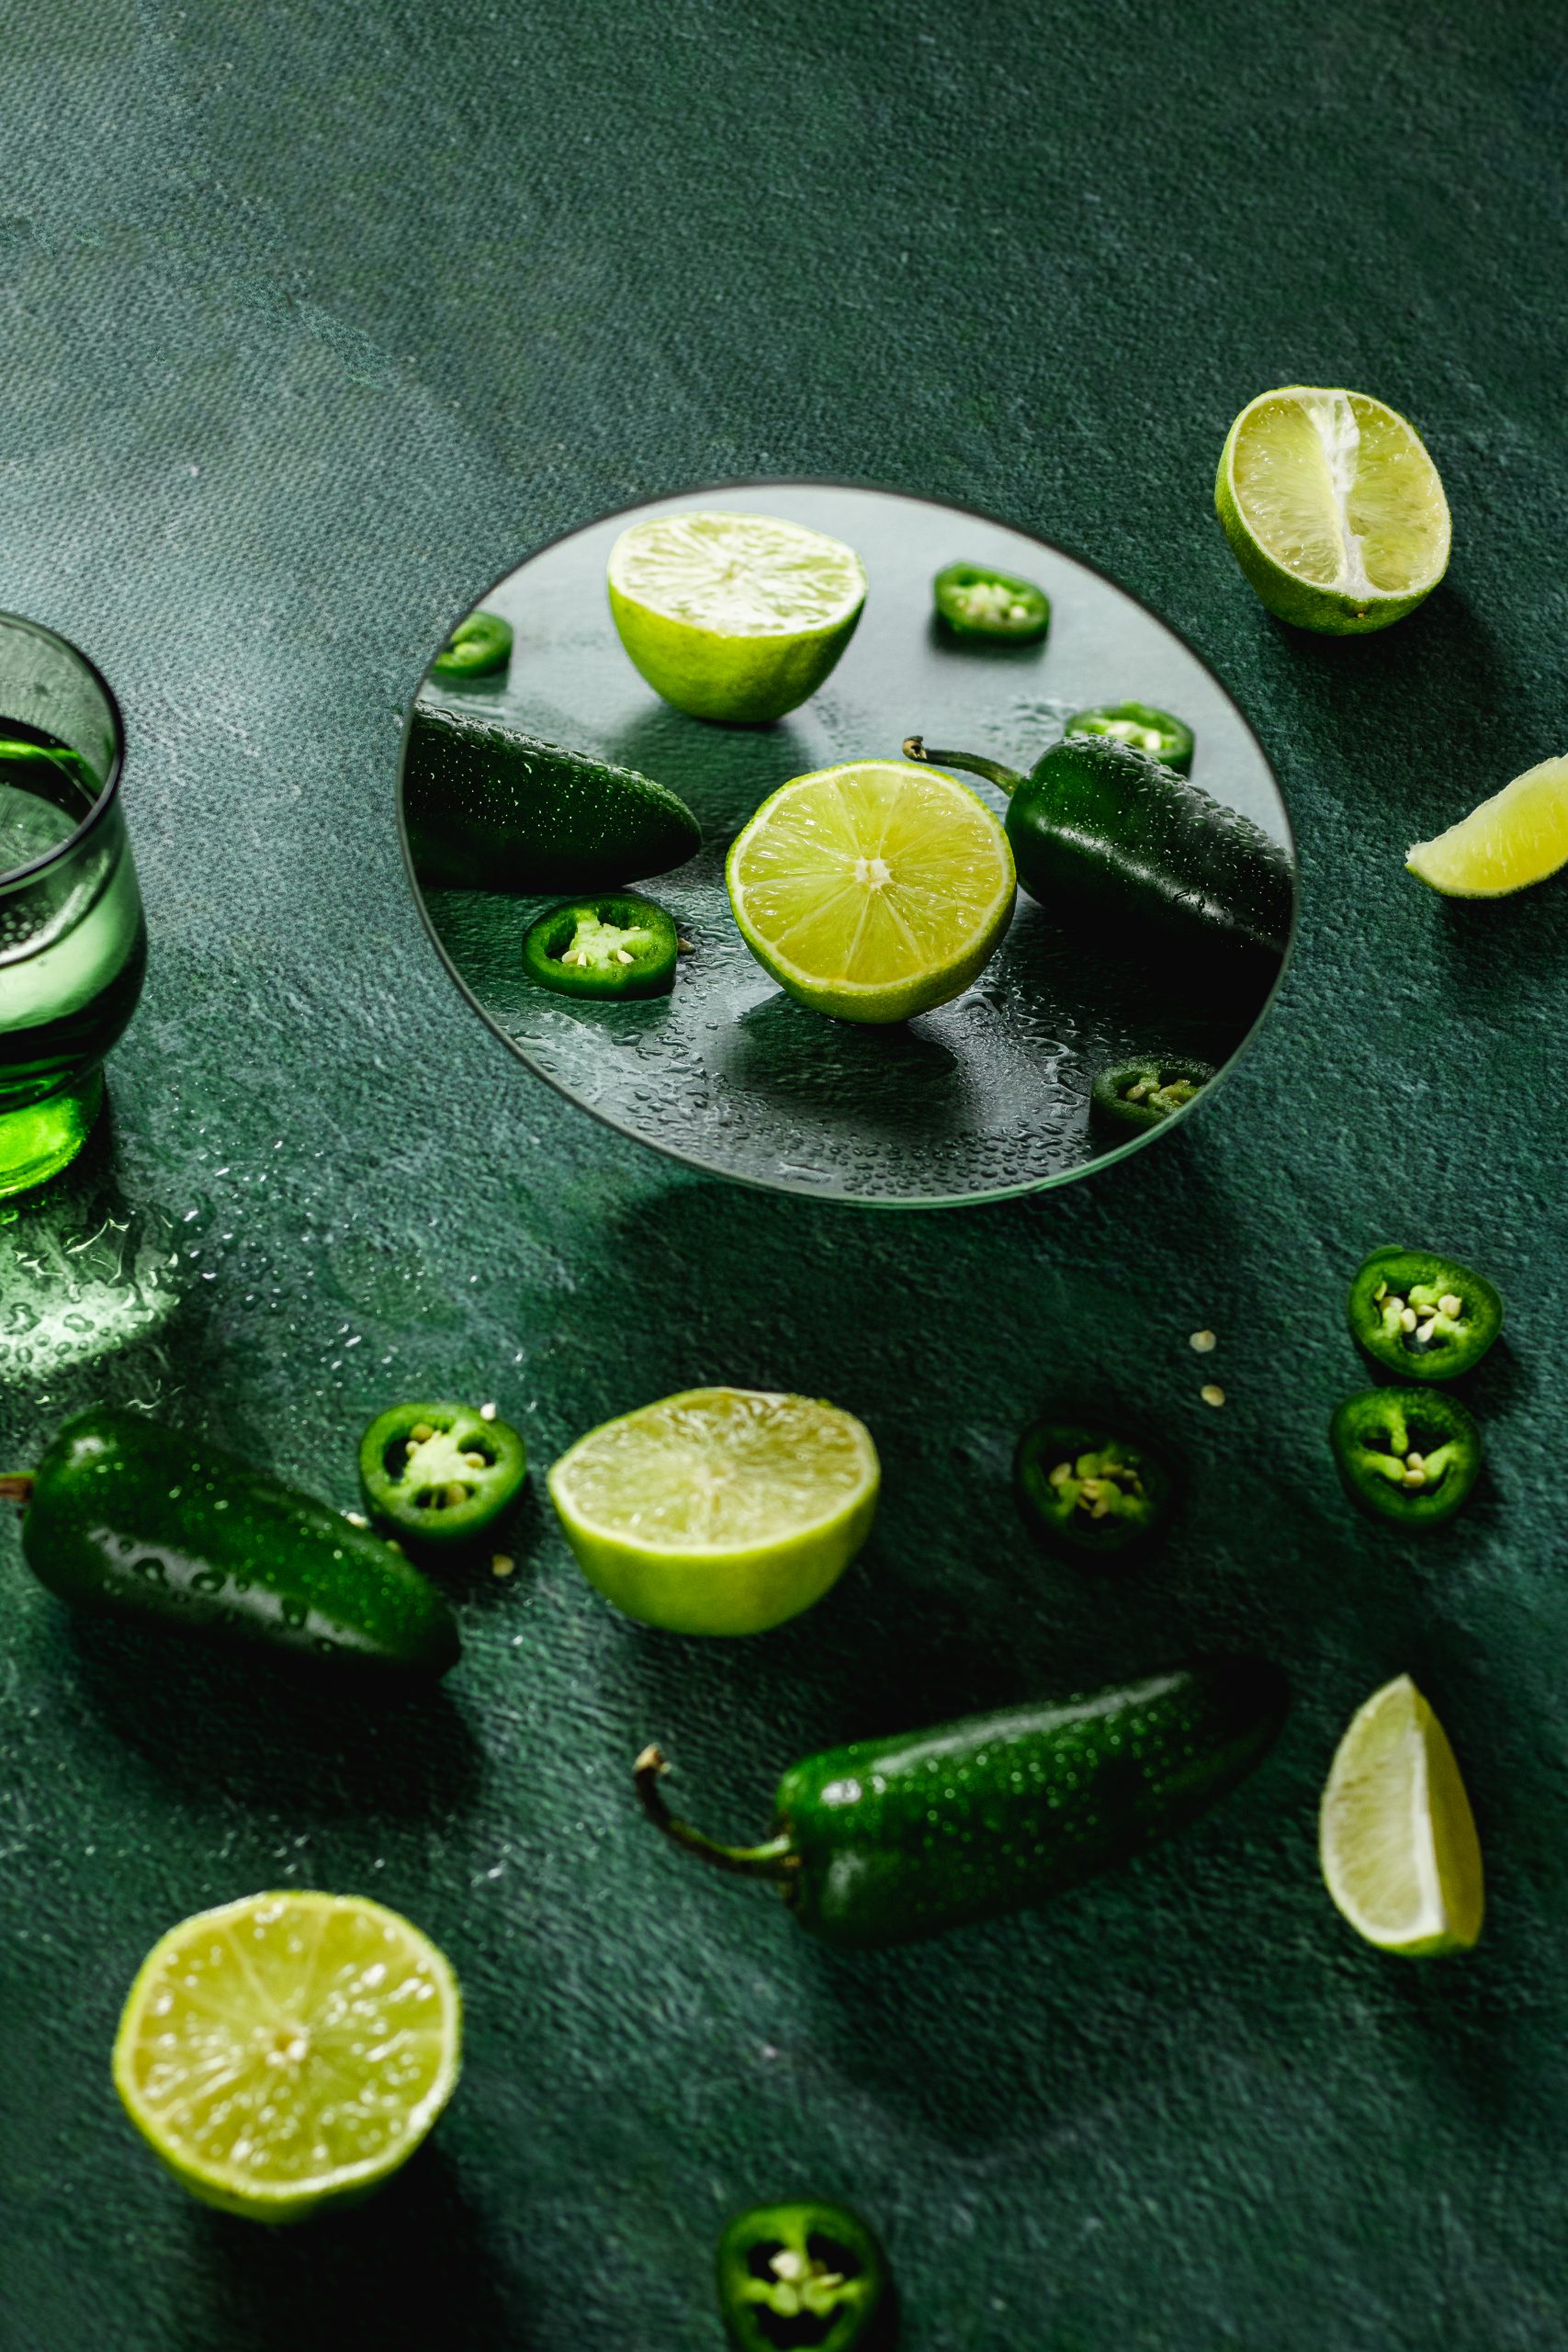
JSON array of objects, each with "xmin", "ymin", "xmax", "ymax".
[
  {"xmin": 359, "ymin": 1401, "xmax": 527, "ymax": 1548},
  {"xmin": 1330, "ymin": 1386, "xmax": 1483, "ymax": 1528},
  {"xmin": 932, "ymin": 561, "xmax": 1050, "ymax": 643},
  {"xmin": 716, "ymin": 2198, "xmax": 890, "ymax": 2352},
  {"xmin": 1347, "ymin": 1247, "xmax": 1503, "ymax": 1384},
  {"xmin": 431, "ymin": 611, "xmax": 513, "ymax": 679},
  {"xmin": 522, "ymin": 890, "xmax": 680, "ymax": 1001},
  {"xmin": 1090, "ymin": 1055, "xmax": 1214, "ymax": 1134},
  {"xmin": 1015, "ymin": 1418, "xmax": 1175, "ymax": 1556},
  {"xmin": 1065, "ymin": 700, "xmax": 1194, "ymax": 775}
]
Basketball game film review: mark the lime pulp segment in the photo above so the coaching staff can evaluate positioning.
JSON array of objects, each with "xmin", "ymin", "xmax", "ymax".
[
  {"xmin": 113, "ymin": 1891, "xmax": 462, "ymax": 2221},
  {"xmin": 1407, "ymin": 752, "xmax": 1568, "ymax": 896},
  {"xmin": 727, "ymin": 759, "xmax": 1016, "ymax": 1023},
  {"xmin": 1318, "ymin": 1675, "xmax": 1483, "ymax": 1956}
]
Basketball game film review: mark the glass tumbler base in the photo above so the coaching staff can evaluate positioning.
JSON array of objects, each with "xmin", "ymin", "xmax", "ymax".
[{"xmin": 0, "ymin": 1070, "xmax": 105, "ymax": 1197}]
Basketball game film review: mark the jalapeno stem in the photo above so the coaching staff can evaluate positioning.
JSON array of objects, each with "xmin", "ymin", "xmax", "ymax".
[
  {"xmin": 902, "ymin": 735, "xmax": 1027, "ymax": 797},
  {"xmin": 634, "ymin": 1746, "xmax": 797, "ymax": 1883},
  {"xmin": 0, "ymin": 1475, "xmax": 33, "ymax": 1508}
]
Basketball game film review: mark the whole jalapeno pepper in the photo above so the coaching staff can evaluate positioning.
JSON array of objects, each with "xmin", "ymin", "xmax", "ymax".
[
  {"xmin": 1090, "ymin": 1055, "xmax": 1214, "ymax": 1134},
  {"xmin": 932, "ymin": 561, "xmax": 1050, "ymax": 643},
  {"xmin": 1065, "ymin": 701, "xmax": 1195, "ymax": 775},
  {"xmin": 1, "ymin": 1408, "xmax": 459, "ymax": 1676},
  {"xmin": 716, "ymin": 2199, "xmax": 891, "ymax": 2350},
  {"xmin": 1015, "ymin": 1418, "xmax": 1174, "ymax": 1556},
  {"xmin": 636, "ymin": 1657, "xmax": 1287, "ymax": 1951},
  {"xmin": 1330, "ymin": 1386, "xmax": 1483, "ymax": 1527},
  {"xmin": 521, "ymin": 891, "xmax": 680, "ymax": 1001},
  {"xmin": 358, "ymin": 1401, "xmax": 527, "ymax": 1548},
  {"xmin": 431, "ymin": 611, "xmax": 513, "ymax": 679},
  {"xmin": 1347, "ymin": 1247, "xmax": 1503, "ymax": 1384}
]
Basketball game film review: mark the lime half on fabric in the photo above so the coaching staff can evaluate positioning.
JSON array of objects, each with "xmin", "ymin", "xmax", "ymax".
[
  {"xmin": 1215, "ymin": 386, "xmax": 1450, "ymax": 632},
  {"xmin": 1319, "ymin": 1675, "xmax": 1483, "ymax": 1956},
  {"xmin": 548, "ymin": 1386, "xmax": 880, "ymax": 1635},
  {"xmin": 113, "ymin": 1892, "xmax": 462, "ymax": 2222},
  {"xmin": 727, "ymin": 759, "xmax": 1016, "ymax": 1023},
  {"xmin": 1407, "ymin": 753, "xmax": 1568, "ymax": 896},
  {"xmin": 607, "ymin": 511, "xmax": 866, "ymax": 722}
]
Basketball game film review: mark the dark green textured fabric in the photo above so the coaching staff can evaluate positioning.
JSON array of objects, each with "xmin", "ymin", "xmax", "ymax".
[{"xmin": 2, "ymin": 4, "xmax": 1566, "ymax": 2347}]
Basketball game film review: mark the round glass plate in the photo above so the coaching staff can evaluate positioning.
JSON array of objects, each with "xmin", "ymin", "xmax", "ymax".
[{"xmin": 400, "ymin": 481, "xmax": 1295, "ymax": 1206}]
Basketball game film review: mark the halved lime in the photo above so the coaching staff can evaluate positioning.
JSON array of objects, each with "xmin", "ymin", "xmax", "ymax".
[
  {"xmin": 1319, "ymin": 1675, "xmax": 1483, "ymax": 1956},
  {"xmin": 606, "ymin": 511, "xmax": 866, "ymax": 723},
  {"xmin": 547, "ymin": 1385, "xmax": 879, "ymax": 1636},
  {"xmin": 1215, "ymin": 386, "xmax": 1450, "ymax": 633},
  {"xmin": 114, "ymin": 1891, "xmax": 462, "ymax": 2222},
  {"xmin": 727, "ymin": 759, "xmax": 1015, "ymax": 1023},
  {"xmin": 1407, "ymin": 752, "xmax": 1568, "ymax": 896}
]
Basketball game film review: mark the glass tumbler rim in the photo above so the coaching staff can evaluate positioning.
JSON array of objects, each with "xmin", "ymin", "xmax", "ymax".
[{"xmin": 0, "ymin": 609, "xmax": 126, "ymax": 891}]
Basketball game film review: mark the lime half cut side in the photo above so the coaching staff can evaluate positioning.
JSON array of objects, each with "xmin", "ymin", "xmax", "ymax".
[
  {"xmin": 114, "ymin": 1892, "xmax": 462, "ymax": 2222},
  {"xmin": 727, "ymin": 759, "xmax": 1016, "ymax": 1023},
  {"xmin": 1319, "ymin": 1675, "xmax": 1483, "ymax": 1956},
  {"xmin": 607, "ymin": 511, "xmax": 867, "ymax": 723},
  {"xmin": 1215, "ymin": 386, "xmax": 1450, "ymax": 633},
  {"xmin": 548, "ymin": 1386, "xmax": 880, "ymax": 1636},
  {"xmin": 1407, "ymin": 753, "xmax": 1568, "ymax": 896}
]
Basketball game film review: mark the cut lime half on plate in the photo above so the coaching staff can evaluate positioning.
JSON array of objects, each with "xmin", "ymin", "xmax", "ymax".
[
  {"xmin": 1319, "ymin": 1675, "xmax": 1483, "ymax": 1956},
  {"xmin": 1407, "ymin": 752, "xmax": 1568, "ymax": 896},
  {"xmin": 548, "ymin": 1386, "xmax": 880, "ymax": 1635},
  {"xmin": 114, "ymin": 1891, "xmax": 462, "ymax": 2222},
  {"xmin": 1215, "ymin": 386, "xmax": 1450, "ymax": 632},
  {"xmin": 727, "ymin": 758, "xmax": 1016, "ymax": 1023},
  {"xmin": 607, "ymin": 511, "xmax": 866, "ymax": 723}
]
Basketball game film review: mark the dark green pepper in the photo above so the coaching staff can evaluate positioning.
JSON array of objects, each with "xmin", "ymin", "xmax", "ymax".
[
  {"xmin": 903, "ymin": 731, "xmax": 1291, "ymax": 978},
  {"xmin": 717, "ymin": 2199, "xmax": 890, "ymax": 2351},
  {"xmin": 932, "ymin": 560, "xmax": 1050, "ymax": 643},
  {"xmin": 1330, "ymin": 1387, "xmax": 1483, "ymax": 1528},
  {"xmin": 358, "ymin": 1401, "xmax": 527, "ymax": 1548},
  {"xmin": 1065, "ymin": 700, "xmax": 1194, "ymax": 775},
  {"xmin": 2, "ymin": 1408, "xmax": 459, "ymax": 1675},
  {"xmin": 1347, "ymin": 1247, "xmax": 1503, "ymax": 1384},
  {"xmin": 1090, "ymin": 1054, "xmax": 1214, "ymax": 1134},
  {"xmin": 635, "ymin": 1657, "xmax": 1287, "ymax": 1951},
  {"xmin": 1015, "ymin": 1418, "xmax": 1174, "ymax": 1556},
  {"xmin": 521, "ymin": 891, "xmax": 680, "ymax": 1001},
  {"xmin": 431, "ymin": 611, "xmax": 513, "ymax": 679}
]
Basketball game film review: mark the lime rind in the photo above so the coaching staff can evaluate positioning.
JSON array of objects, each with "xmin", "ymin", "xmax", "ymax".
[
  {"xmin": 1407, "ymin": 753, "xmax": 1568, "ymax": 897},
  {"xmin": 113, "ymin": 1891, "xmax": 462, "ymax": 2222},
  {"xmin": 1318, "ymin": 1675, "xmax": 1483, "ymax": 1957}
]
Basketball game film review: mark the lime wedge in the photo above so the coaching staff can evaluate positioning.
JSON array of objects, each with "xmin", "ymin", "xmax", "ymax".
[
  {"xmin": 607, "ymin": 511, "xmax": 866, "ymax": 723},
  {"xmin": 1319, "ymin": 1675, "xmax": 1483, "ymax": 1956},
  {"xmin": 1215, "ymin": 386, "xmax": 1450, "ymax": 632},
  {"xmin": 547, "ymin": 1385, "xmax": 880, "ymax": 1636},
  {"xmin": 727, "ymin": 759, "xmax": 1015, "ymax": 1023},
  {"xmin": 114, "ymin": 1892, "xmax": 462, "ymax": 2221},
  {"xmin": 1407, "ymin": 752, "xmax": 1568, "ymax": 896}
]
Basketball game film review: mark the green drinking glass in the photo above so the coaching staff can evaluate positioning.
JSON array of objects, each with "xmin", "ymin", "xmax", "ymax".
[{"xmin": 0, "ymin": 615, "xmax": 145, "ymax": 1195}]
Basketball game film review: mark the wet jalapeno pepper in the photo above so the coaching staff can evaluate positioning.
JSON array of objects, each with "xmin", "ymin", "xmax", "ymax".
[
  {"xmin": 932, "ymin": 561, "xmax": 1050, "ymax": 644},
  {"xmin": 358, "ymin": 1401, "xmax": 527, "ymax": 1548},
  {"xmin": 1347, "ymin": 1247, "xmax": 1503, "ymax": 1384},
  {"xmin": 1065, "ymin": 700, "xmax": 1194, "ymax": 775},
  {"xmin": 1090, "ymin": 1055, "xmax": 1214, "ymax": 1134},
  {"xmin": 636, "ymin": 1657, "xmax": 1287, "ymax": 1950},
  {"xmin": 717, "ymin": 2199, "xmax": 890, "ymax": 2351},
  {"xmin": 431, "ymin": 611, "xmax": 513, "ymax": 679},
  {"xmin": 1330, "ymin": 1386, "xmax": 1483, "ymax": 1527},
  {"xmin": 521, "ymin": 891, "xmax": 680, "ymax": 1001},
  {"xmin": 1015, "ymin": 1418, "xmax": 1175, "ymax": 1556}
]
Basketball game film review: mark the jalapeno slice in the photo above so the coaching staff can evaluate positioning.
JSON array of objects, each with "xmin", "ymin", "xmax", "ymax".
[
  {"xmin": 932, "ymin": 560, "xmax": 1050, "ymax": 643},
  {"xmin": 1065, "ymin": 700, "xmax": 1194, "ymax": 775},
  {"xmin": 431, "ymin": 611, "xmax": 513, "ymax": 678},
  {"xmin": 521, "ymin": 891, "xmax": 680, "ymax": 1001},
  {"xmin": 359, "ymin": 1401, "xmax": 527, "ymax": 1548},
  {"xmin": 716, "ymin": 2199, "xmax": 890, "ymax": 2352},
  {"xmin": 1015, "ymin": 1418, "xmax": 1175, "ymax": 1555},
  {"xmin": 1347, "ymin": 1247, "xmax": 1503, "ymax": 1384},
  {"xmin": 1090, "ymin": 1055, "xmax": 1214, "ymax": 1133},
  {"xmin": 1330, "ymin": 1387, "xmax": 1483, "ymax": 1528}
]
